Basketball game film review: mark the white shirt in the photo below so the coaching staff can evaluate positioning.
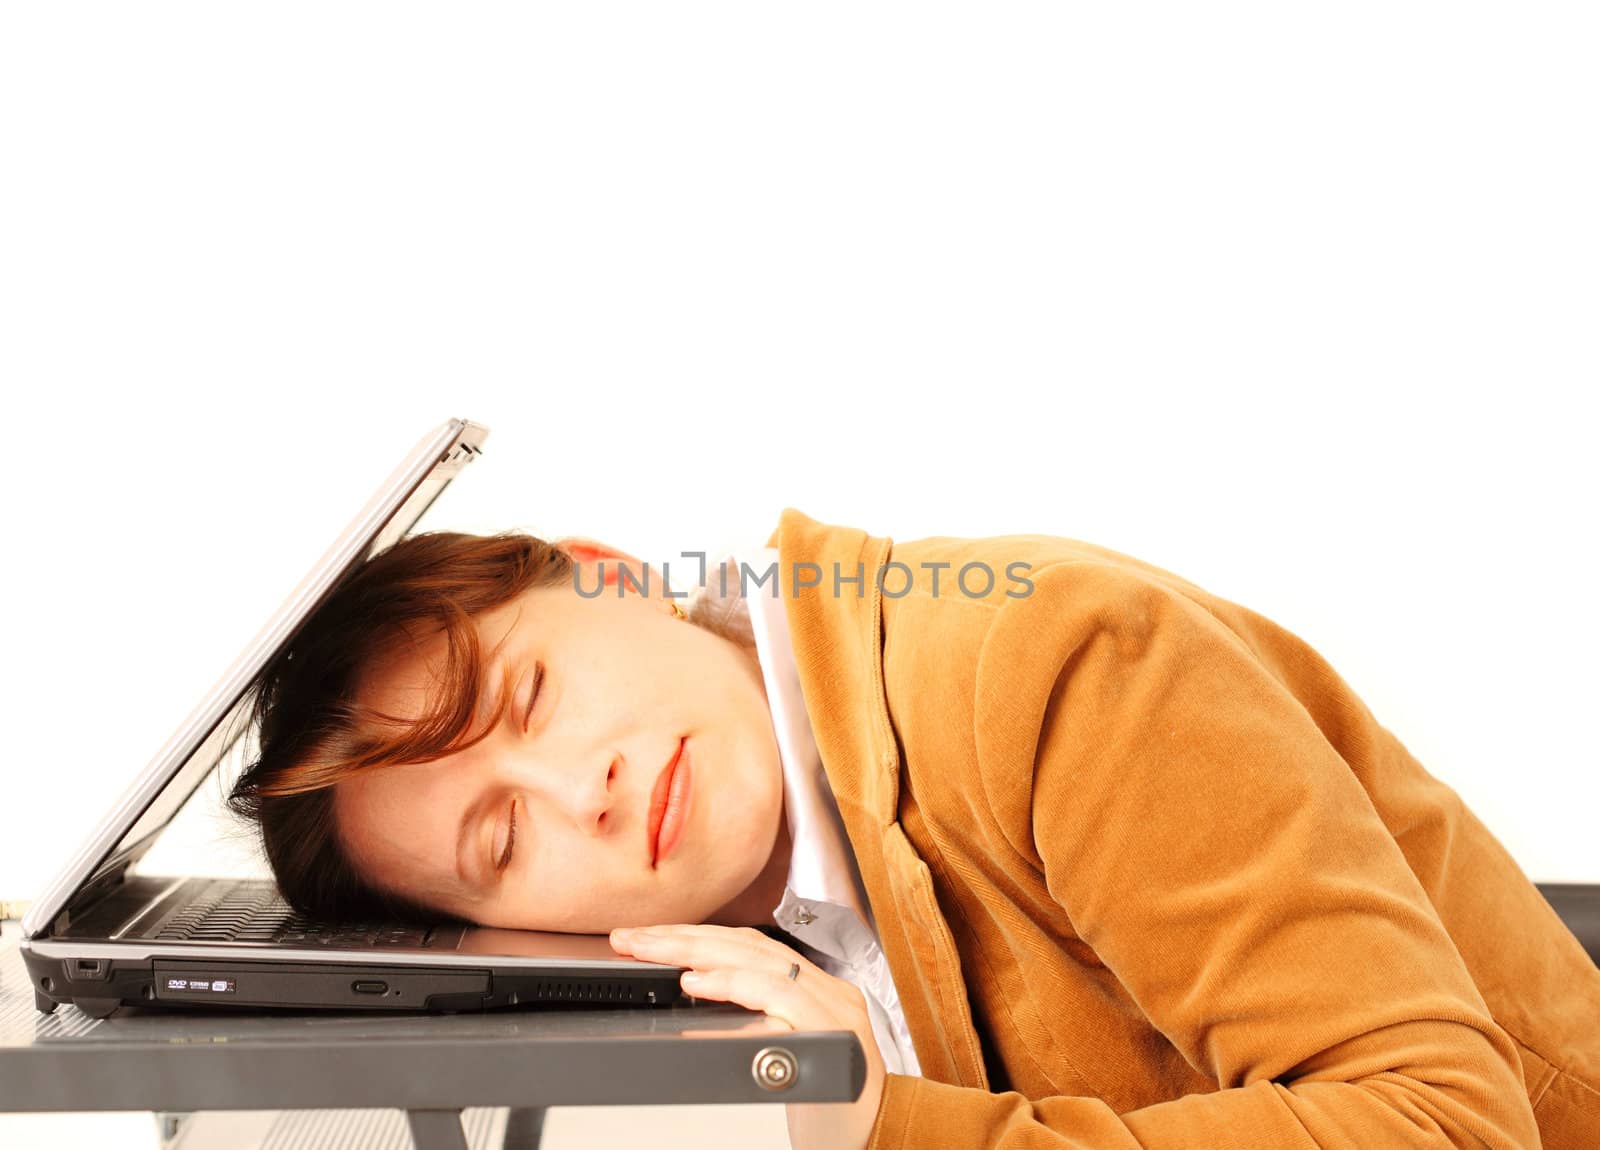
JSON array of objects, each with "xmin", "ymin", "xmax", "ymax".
[{"xmin": 693, "ymin": 549, "xmax": 923, "ymax": 1078}]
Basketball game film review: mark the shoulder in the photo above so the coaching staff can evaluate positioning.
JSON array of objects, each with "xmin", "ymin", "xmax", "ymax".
[
  {"xmin": 884, "ymin": 534, "xmax": 1269, "ymax": 847},
  {"xmin": 881, "ymin": 529, "xmax": 1231, "ymax": 671},
  {"xmin": 972, "ymin": 554, "xmax": 1238, "ymax": 709},
  {"xmin": 879, "ymin": 531, "xmax": 1240, "ymax": 805},
  {"xmin": 882, "ymin": 528, "xmax": 1222, "ymax": 623}
]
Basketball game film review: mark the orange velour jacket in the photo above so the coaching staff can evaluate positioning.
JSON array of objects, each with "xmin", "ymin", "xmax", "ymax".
[{"xmin": 763, "ymin": 508, "xmax": 1600, "ymax": 1150}]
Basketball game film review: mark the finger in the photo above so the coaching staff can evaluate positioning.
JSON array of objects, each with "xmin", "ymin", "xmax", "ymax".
[
  {"xmin": 616, "ymin": 932, "xmax": 818, "ymax": 984},
  {"xmin": 677, "ymin": 1018, "xmax": 794, "ymax": 1039},
  {"xmin": 674, "ymin": 964, "xmax": 834, "ymax": 1031},
  {"xmin": 611, "ymin": 924, "xmax": 824, "ymax": 979},
  {"xmin": 607, "ymin": 925, "xmax": 859, "ymax": 1023},
  {"xmin": 611, "ymin": 923, "xmax": 782, "ymax": 955}
]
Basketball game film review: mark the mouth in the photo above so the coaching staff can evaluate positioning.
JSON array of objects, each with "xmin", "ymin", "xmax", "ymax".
[{"xmin": 648, "ymin": 737, "xmax": 688, "ymax": 869}]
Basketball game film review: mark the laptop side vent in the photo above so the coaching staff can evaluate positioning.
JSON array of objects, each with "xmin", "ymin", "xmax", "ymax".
[{"xmin": 527, "ymin": 979, "xmax": 637, "ymax": 1003}]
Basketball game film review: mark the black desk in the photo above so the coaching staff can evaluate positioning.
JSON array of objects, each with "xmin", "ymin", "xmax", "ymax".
[
  {"xmin": 6, "ymin": 885, "xmax": 1593, "ymax": 1148},
  {"xmin": 0, "ymin": 941, "xmax": 864, "ymax": 1149}
]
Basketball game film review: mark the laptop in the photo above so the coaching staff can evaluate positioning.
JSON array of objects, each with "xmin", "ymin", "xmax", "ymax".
[{"xmin": 21, "ymin": 418, "xmax": 689, "ymax": 1019}]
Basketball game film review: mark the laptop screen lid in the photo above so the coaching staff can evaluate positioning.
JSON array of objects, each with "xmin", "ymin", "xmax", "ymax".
[{"xmin": 23, "ymin": 418, "xmax": 490, "ymax": 941}]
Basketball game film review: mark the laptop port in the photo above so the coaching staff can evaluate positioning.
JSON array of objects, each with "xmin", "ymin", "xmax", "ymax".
[
  {"xmin": 72, "ymin": 959, "xmax": 109, "ymax": 980},
  {"xmin": 352, "ymin": 980, "xmax": 388, "ymax": 995}
]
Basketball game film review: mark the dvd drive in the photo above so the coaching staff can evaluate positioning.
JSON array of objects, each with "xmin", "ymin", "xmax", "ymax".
[{"xmin": 153, "ymin": 959, "xmax": 490, "ymax": 1009}]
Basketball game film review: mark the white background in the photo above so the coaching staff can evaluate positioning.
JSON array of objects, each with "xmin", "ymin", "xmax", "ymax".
[{"xmin": 3, "ymin": 5, "xmax": 1595, "ymax": 1147}]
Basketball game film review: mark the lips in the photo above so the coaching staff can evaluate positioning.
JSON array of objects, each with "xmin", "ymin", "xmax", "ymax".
[{"xmin": 648, "ymin": 737, "xmax": 687, "ymax": 868}]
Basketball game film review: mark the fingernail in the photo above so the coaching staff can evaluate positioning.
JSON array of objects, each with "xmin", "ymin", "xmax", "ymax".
[{"xmin": 681, "ymin": 971, "xmax": 706, "ymax": 988}]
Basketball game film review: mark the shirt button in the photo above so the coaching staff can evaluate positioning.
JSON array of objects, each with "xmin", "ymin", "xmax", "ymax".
[{"xmin": 792, "ymin": 907, "xmax": 817, "ymax": 926}]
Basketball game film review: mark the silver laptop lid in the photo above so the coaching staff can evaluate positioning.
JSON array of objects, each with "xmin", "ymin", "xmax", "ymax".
[{"xmin": 23, "ymin": 418, "xmax": 490, "ymax": 940}]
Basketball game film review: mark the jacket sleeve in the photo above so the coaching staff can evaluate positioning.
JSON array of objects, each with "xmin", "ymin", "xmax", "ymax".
[{"xmin": 868, "ymin": 561, "xmax": 1540, "ymax": 1150}]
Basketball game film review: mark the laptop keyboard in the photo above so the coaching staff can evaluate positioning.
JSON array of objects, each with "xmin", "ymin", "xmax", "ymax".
[{"xmin": 141, "ymin": 878, "xmax": 431, "ymax": 948}]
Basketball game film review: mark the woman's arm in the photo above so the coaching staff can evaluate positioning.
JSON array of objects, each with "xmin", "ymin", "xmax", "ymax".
[{"xmin": 870, "ymin": 561, "xmax": 1540, "ymax": 1150}]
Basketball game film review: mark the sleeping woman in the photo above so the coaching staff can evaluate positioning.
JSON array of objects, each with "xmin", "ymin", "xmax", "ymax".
[{"xmin": 228, "ymin": 506, "xmax": 1600, "ymax": 1150}]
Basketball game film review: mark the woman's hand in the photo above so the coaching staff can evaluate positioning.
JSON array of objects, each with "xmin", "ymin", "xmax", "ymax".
[{"xmin": 610, "ymin": 923, "xmax": 887, "ymax": 1150}]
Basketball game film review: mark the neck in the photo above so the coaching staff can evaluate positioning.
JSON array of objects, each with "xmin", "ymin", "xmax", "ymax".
[
  {"xmin": 703, "ymin": 630, "xmax": 790, "ymax": 927},
  {"xmin": 707, "ymin": 797, "xmax": 792, "ymax": 928}
]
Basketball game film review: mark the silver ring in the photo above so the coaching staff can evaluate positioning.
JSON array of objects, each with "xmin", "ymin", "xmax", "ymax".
[{"xmin": 786, "ymin": 962, "xmax": 800, "ymax": 981}]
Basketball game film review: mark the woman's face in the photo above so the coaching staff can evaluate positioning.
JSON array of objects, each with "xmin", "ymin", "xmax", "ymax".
[{"xmin": 332, "ymin": 549, "xmax": 787, "ymax": 933}]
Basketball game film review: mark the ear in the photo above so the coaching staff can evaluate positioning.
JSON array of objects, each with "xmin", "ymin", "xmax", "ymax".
[{"xmin": 553, "ymin": 536, "xmax": 652, "ymax": 591}]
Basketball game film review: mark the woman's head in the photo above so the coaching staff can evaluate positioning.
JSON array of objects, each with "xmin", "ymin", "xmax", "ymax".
[{"xmin": 228, "ymin": 530, "xmax": 789, "ymax": 933}]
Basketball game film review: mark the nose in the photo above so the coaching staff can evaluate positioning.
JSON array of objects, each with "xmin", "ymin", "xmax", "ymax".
[{"xmin": 512, "ymin": 750, "xmax": 618, "ymax": 834}]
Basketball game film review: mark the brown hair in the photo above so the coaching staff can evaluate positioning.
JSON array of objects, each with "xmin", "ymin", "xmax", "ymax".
[{"xmin": 227, "ymin": 530, "xmax": 575, "ymax": 924}]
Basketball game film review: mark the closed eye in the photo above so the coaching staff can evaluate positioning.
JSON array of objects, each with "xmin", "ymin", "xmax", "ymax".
[
  {"xmin": 497, "ymin": 797, "xmax": 517, "ymax": 872},
  {"xmin": 522, "ymin": 661, "xmax": 545, "ymax": 733}
]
